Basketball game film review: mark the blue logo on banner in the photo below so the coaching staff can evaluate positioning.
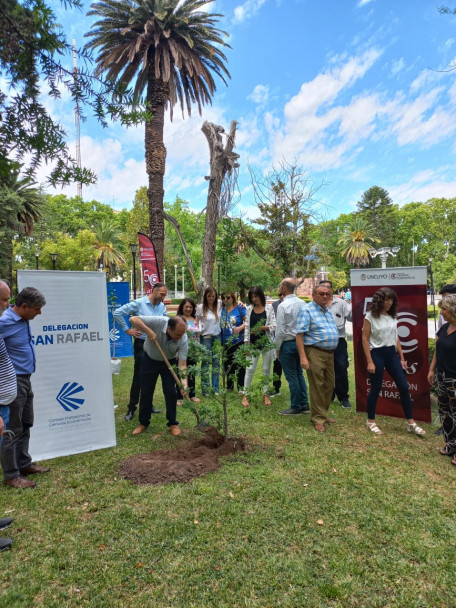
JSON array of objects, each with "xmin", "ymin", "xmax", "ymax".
[
  {"xmin": 56, "ymin": 382, "xmax": 85, "ymax": 411},
  {"xmin": 107, "ymin": 282, "xmax": 133, "ymax": 358}
]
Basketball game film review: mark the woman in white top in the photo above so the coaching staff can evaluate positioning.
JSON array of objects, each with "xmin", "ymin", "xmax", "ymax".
[
  {"xmin": 362, "ymin": 287, "xmax": 425, "ymax": 436},
  {"xmin": 196, "ymin": 287, "xmax": 223, "ymax": 395},
  {"xmin": 242, "ymin": 286, "xmax": 276, "ymax": 407}
]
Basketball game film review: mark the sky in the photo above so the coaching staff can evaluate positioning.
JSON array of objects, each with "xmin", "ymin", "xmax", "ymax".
[{"xmin": 36, "ymin": 0, "xmax": 456, "ymax": 222}]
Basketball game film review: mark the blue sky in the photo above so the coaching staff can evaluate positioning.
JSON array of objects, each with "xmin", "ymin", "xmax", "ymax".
[{"xmin": 39, "ymin": 0, "xmax": 456, "ymax": 222}]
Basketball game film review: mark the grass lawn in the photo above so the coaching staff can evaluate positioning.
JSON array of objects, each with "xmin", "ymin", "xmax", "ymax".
[{"xmin": 1, "ymin": 344, "xmax": 454, "ymax": 608}]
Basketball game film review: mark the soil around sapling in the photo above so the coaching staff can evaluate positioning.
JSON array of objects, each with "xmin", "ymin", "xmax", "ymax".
[{"xmin": 119, "ymin": 426, "xmax": 249, "ymax": 485}]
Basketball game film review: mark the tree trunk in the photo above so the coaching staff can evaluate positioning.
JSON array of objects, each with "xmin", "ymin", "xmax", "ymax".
[
  {"xmin": 145, "ymin": 76, "xmax": 169, "ymax": 278},
  {"xmin": 198, "ymin": 120, "xmax": 238, "ymax": 300}
]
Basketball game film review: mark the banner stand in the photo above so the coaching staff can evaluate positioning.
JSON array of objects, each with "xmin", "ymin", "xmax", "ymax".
[{"xmin": 350, "ymin": 266, "xmax": 431, "ymax": 423}]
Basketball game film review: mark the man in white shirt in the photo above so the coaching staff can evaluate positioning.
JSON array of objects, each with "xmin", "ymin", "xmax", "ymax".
[{"xmin": 275, "ymin": 278, "xmax": 309, "ymax": 415}]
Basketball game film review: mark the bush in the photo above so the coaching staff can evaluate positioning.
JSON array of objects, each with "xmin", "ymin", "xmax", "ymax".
[{"xmin": 427, "ymin": 306, "xmax": 439, "ymax": 319}]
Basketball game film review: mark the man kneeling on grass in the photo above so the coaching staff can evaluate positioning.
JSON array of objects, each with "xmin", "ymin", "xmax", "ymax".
[{"xmin": 129, "ymin": 315, "xmax": 188, "ymax": 437}]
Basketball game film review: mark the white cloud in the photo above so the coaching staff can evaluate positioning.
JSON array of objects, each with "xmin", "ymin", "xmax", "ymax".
[
  {"xmin": 233, "ymin": 0, "xmax": 267, "ymax": 23},
  {"xmin": 358, "ymin": 0, "xmax": 374, "ymax": 6},
  {"xmin": 391, "ymin": 57, "xmax": 405, "ymax": 76},
  {"xmin": 390, "ymin": 173, "xmax": 456, "ymax": 206},
  {"xmin": 247, "ymin": 84, "xmax": 269, "ymax": 104}
]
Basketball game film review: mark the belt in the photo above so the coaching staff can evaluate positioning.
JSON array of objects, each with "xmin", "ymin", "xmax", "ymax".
[{"xmin": 306, "ymin": 344, "xmax": 335, "ymax": 353}]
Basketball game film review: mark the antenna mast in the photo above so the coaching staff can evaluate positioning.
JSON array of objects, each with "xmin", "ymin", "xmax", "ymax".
[{"xmin": 73, "ymin": 39, "xmax": 82, "ymax": 199}]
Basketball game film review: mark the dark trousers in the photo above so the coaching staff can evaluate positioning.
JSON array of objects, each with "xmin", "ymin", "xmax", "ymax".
[
  {"xmin": 367, "ymin": 346, "xmax": 413, "ymax": 420},
  {"xmin": 128, "ymin": 338, "xmax": 145, "ymax": 409},
  {"xmin": 437, "ymin": 374, "xmax": 456, "ymax": 454},
  {"xmin": 273, "ymin": 358, "xmax": 282, "ymax": 392},
  {"xmin": 139, "ymin": 353, "xmax": 178, "ymax": 428},
  {"xmin": 1, "ymin": 375, "xmax": 33, "ymax": 480},
  {"xmin": 334, "ymin": 338, "xmax": 349, "ymax": 401},
  {"xmin": 224, "ymin": 341, "xmax": 245, "ymax": 391}
]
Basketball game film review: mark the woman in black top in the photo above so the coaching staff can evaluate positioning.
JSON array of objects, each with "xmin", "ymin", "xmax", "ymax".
[{"xmin": 428, "ymin": 294, "xmax": 456, "ymax": 465}]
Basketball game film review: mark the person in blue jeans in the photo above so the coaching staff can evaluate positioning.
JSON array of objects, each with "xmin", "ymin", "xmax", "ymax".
[
  {"xmin": 196, "ymin": 288, "xmax": 222, "ymax": 395},
  {"xmin": 275, "ymin": 278, "xmax": 309, "ymax": 415},
  {"xmin": 362, "ymin": 287, "xmax": 425, "ymax": 436}
]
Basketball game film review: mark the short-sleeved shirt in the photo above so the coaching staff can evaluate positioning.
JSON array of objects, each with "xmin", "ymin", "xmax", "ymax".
[
  {"xmin": 141, "ymin": 317, "xmax": 188, "ymax": 362},
  {"xmin": 196, "ymin": 301, "xmax": 223, "ymax": 337},
  {"xmin": 296, "ymin": 301, "xmax": 339, "ymax": 351},
  {"xmin": 220, "ymin": 304, "xmax": 246, "ymax": 345},
  {"xmin": 0, "ymin": 307, "xmax": 35, "ymax": 374},
  {"xmin": 436, "ymin": 323, "xmax": 456, "ymax": 377},
  {"xmin": 365, "ymin": 312, "xmax": 397, "ymax": 349}
]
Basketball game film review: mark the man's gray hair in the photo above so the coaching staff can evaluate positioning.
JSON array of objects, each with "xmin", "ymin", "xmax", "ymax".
[{"xmin": 15, "ymin": 287, "xmax": 46, "ymax": 308}]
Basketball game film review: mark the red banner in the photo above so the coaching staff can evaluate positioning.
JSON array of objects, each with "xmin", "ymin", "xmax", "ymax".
[
  {"xmin": 137, "ymin": 233, "xmax": 161, "ymax": 295},
  {"xmin": 351, "ymin": 267, "xmax": 430, "ymax": 422}
]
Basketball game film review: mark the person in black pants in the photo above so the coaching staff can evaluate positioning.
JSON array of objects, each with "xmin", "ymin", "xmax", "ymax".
[{"xmin": 270, "ymin": 292, "xmax": 284, "ymax": 397}]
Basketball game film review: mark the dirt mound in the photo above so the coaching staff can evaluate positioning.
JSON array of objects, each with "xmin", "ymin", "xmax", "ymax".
[{"xmin": 119, "ymin": 427, "xmax": 249, "ymax": 486}]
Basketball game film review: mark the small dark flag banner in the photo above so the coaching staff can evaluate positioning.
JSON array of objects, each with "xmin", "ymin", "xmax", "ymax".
[{"xmin": 137, "ymin": 232, "xmax": 161, "ymax": 295}]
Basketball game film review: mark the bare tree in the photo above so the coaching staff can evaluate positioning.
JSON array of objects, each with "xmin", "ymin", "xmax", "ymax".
[
  {"xmin": 249, "ymin": 159, "xmax": 327, "ymax": 280},
  {"xmin": 198, "ymin": 120, "xmax": 240, "ymax": 298}
]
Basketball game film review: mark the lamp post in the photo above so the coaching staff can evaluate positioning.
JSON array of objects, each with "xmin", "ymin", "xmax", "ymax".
[
  {"xmin": 182, "ymin": 267, "xmax": 185, "ymax": 296},
  {"xmin": 174, "ymin": 264, "xmax": 178, "ymax": 299},
  {"xmin": 50, "ymin": 253, "xmax": 58, "ymax": 270},
  {"xmin": 130, "ymin": 243, "xmax": 137, "ymax": 299},
  {"xmin": 216, "ymin": 259, "xmax": 221, "ymax": 295},
  {"xmin": 35, "ymin": 252, "xmax": 39, "ymax": 270},
  {"xmin": 163, "ymin": 268, "xmax": 166, "ymax": 286},
  {"xmin": 368, "ymin": 246, "xmax": 401, "ymax": 269}
]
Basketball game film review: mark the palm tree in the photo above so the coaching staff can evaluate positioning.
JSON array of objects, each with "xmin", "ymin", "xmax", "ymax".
[
  {"xmin": 0, "ymin": 167, "xmax": 45, "ymax": 282},
  {"xmin": 337, "ymin": 216, "xmax": 380, "ymax": 268},
  {"xmin": 85, "ymin": 0, "xmax": 230, "ymax": 275},
  {"xmin": 92, "ymin": 219, "xmax": 126, "ymax": 274}
]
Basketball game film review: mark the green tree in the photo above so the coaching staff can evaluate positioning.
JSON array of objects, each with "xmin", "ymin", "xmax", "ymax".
[
  {"xmin": 0, "ymin": 167, "xmax": 45, "ymax": 281},
  {"xmin": 15, "ymin": 230, "xmax": 97, "ymax": 271},
  {"xmin": 357, "ymin": 186, "xmax": 398, "ymax": 252},
  {"xmin": 338, "ymin": 216, "xmax": 380, "ymax": 268},
  {"xmin": 85, "ymin": 0, "xmax": 231, "ymax": 276},
  {"xmin": 93, "ymin": 218, "xmax": 126, "ymax": 275},
  {"xmin": 0, "ymin": 0, "xmax": 140, "ymax": 184}
]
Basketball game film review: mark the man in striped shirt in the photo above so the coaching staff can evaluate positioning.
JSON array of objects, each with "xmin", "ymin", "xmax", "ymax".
[
  {"xmin": 296, "ymin": 284, "xmax": 339, "ymax": 432},
  {"xmin": 0, "ymin": 281, "xmax": 17, "ymax": 549}
]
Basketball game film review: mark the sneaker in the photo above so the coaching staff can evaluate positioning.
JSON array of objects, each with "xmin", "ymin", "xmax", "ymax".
[
  {"xmin": 435, "ymin": 426, "xmax": 444, "ymax": 436},
  {"xmin": 278, "ymin": 408, "xmax": 303, "ymax": 416},
  {"xmin": 269, "ymin": 391, "xmax": 281, "ymax": 398},
  {"xmin": 301, "ymin": 404, "xmax": 310, "ymax": 414},
  {"xmin": 340, "ymin": 399, "xmax": 352, "ymax": 409},
  {"xmin": 0, "ymin": 518, "xmax": 13, "ymax": 530}
]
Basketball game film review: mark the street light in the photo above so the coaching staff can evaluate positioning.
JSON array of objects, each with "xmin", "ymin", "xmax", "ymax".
[
  {"xmin": 35, "ymin": 251, "xmax": 39, "ymax": 270},
  {"xmin": 368, "ymin": 246, "xmax": 401, "ymax": 269},
  {"xmin": 216, "ymin": 259, "xmax": 221, "ymax": 295},
  {"xmin": 130, "ymin": 243, "xmax": 138, "ymax": 299},
  {"xmin": 50, "ymin": 253, "xmax": 58, "ymax": 270},
  {"xmin": 174, "ymin": 264, "xmax": 178, "ymax": 299}
]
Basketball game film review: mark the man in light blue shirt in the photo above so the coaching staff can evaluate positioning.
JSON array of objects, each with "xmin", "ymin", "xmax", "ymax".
[
  {"xmin": 296, "ymin": 284, "xmax": 339, "ymax": 433},
  {"xmin": 0, "ymin": 286, "xmax": 50, "ymax": 488},
  {"xmin": 114, "ymin": 283, "xmax": 168, "ymax": 421},
  {"xmin": 275, "ymin": 278, "xmax": 309, "ymax": 415}
]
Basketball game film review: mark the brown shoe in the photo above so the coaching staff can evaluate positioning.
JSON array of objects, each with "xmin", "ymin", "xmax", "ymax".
[
  {"xmin": 4, "ymin": 476, "xmax": 36, "ymax": 489},
  {"xmin": 20, "ymin": 464, "xmax": 51, "ymax": 475},
  {"xmin": 132, "ymin": 424, "xmax": 146, "ymax": 435},
  {"xmin": 169, "ymin": 425, "xmax": 181, "ymax": 437},
  {"xmin": 314, "ymin": 423, "xmax": 326, "ymax": 433}
]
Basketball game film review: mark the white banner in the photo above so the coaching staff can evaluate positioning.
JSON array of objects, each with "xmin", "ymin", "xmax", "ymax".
[
  {"xmin": 17, "ymin": 270, "xmax": 116, "ymax": 460},
  {"xmin": 350, "ymin": 266, "xmax": 427, "ymax": 287}
]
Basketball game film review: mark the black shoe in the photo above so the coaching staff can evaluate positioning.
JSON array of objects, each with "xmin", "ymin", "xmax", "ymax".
[
  {"xmin": 151, "ymin": 408, "xmax": 162, "ymax": 415},
  {"xmin": 340, "ymin": 399, "xmax": 352, "ymax": 409},
  {"xmin": 0, "ymin": 538, "xmax": 12, "ymax": 552},
  {"xmin": 0, "ymin": 517, "xmax": 13, "ymax": 531},
  {"xmin": 268, "ymin": 391, "xmax": 281, "ymax": 398},
  {"xmin": 301, "ymin": 404, "xmax": 310, "ymax": 414},
  {"xmin": 435, "ymin": 426, "xmax": 444, "ymax": 436},
  {"xmin": 125, "ymin": 408, "xmax": 136, "ymax": 421},
  {"xmin": 278, "ymin": 408, "xmax": 303, "ymax": 416}
]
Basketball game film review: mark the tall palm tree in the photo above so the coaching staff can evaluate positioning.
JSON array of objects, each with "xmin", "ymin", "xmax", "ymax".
[
  {"xmin": 337, "ymin": 216, "xmax": 380, "ymax": 268},
  {"xmin": 0, "ymin": 167, "xmax": 44, "ymax": 282},
  {"xmin": 85, "ymin": 0, "xmax": 230, "ymax": 275},
  {"xmin": 92, "ymin": 219, "xmax": 126, "ymax": 274}
]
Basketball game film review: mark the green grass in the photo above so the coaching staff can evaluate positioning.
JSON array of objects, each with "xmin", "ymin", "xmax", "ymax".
[{"xmin": 1, "ymin": 345, "xmax": 454, "ymax": 608}]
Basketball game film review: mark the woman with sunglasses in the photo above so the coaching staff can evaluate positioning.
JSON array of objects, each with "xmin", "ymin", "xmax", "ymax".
[{"xmin": 220, "ymin": 291, "xmax": 246, "ymax": 393}]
